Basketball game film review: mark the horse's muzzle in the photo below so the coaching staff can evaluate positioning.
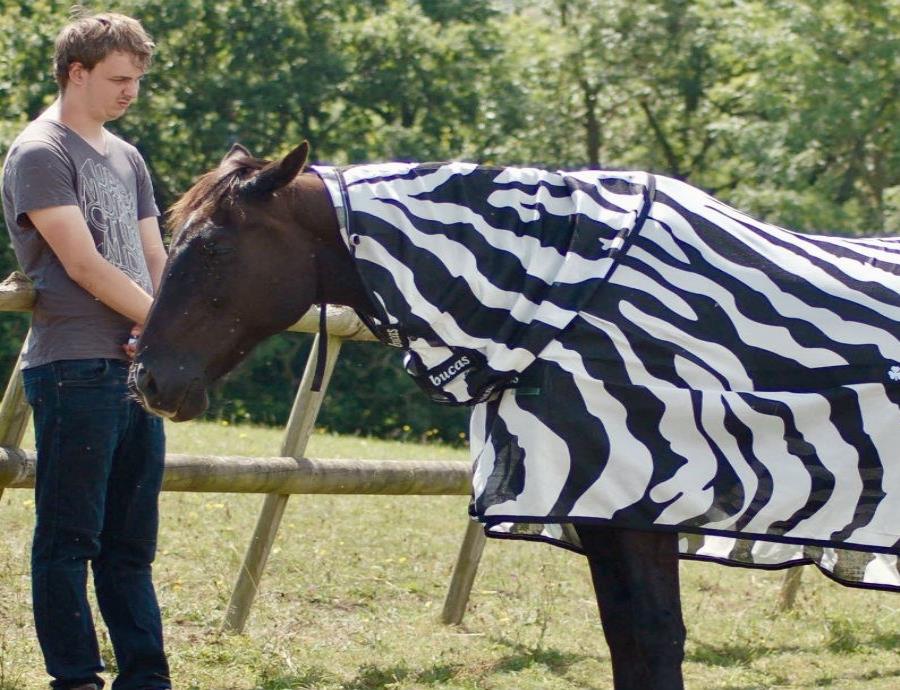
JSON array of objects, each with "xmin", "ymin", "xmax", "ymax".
[
  {"xmin": 130, "ymin": 360, "xmax": 209, "ymax": 422},
  {"xmin": 129, "ymin": 362, "xmax": 167, "ymax": 415}
]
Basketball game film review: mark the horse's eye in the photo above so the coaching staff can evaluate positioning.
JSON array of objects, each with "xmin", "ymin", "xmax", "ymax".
[{"xmin": 202, "ymin": 240, "xmax": 234, "ymax": 256}]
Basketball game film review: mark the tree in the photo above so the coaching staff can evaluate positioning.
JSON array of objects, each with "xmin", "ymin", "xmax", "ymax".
[
  {"xmin": 0, "ymin": 1, "xmax": 67, "ymax": 376},
  {"xmin": 728, "ymin": 0, "xmax": 899, "ymax": 234},
  {"xmin": 1, "ymin": 0, "xmax": 896, "ymax": 436}
]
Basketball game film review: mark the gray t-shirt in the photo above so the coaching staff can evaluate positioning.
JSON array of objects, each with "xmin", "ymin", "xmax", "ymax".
[{"xmin": 1, "ymin": 118, "xmax": 158, "ymax": 368}]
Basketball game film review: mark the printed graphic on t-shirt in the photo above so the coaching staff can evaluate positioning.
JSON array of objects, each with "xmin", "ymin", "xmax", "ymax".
[{"xmin": 79, "ymin": 158, "xmax": 150, "ymax": 290}]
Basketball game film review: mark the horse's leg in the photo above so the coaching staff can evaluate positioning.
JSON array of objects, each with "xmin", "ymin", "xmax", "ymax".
[{"xmin": 576, "ymin": 524, "xmax": 685, "ymax": 690}]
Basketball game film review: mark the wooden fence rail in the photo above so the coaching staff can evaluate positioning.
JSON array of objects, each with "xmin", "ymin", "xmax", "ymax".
[
  {"xmin": 0, "ymin": 269, "xmax": 806, "ymax": 632},
  {"xmin": 0, "ymin": 447, "xmax": 470, "ymax": 495},
  {"xmin": 0, "ymin": 271, "xmax": 487, "ymax": 632}
]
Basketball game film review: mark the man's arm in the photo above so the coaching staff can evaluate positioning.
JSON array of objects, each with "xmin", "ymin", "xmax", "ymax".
[
  {"xmin": 27, "ymin": 205, "xmax": 154, "ymax": 325},
  {"xmin": 139, "ymin": 216, "xmax": 167, "ymax": 293}
]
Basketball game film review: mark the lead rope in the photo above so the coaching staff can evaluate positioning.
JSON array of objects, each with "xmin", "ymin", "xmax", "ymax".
[
  {"xmin": 311, "ymin": 302, "xmax": 327, "ymax": 392},
  {"xmin": 311, "ymin": 261, "xmax": 328, "ymax": 392}
]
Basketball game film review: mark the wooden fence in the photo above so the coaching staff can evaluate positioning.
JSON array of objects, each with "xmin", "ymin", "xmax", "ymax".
[
  {"xmin": 0, "ymin": 271, "xmax": 489, "ymax": 632},
  {"xmin": 0, "ymin": 271, "xmax": 805, "ymax": 630}
]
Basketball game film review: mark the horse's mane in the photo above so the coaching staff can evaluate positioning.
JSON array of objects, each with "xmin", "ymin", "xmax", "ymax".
[{"xmin": 166, "ymin": 155, "xmax": 270, "ymax": 234}]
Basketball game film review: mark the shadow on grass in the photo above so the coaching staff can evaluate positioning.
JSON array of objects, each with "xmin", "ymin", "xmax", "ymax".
[
  {"xmin": 247, "ymin": 662, "xmax": 462, "ymax": 690},
  {"xmin": 482, "ymin": 637, "xmax": 603, "ymax": 689},
  {"xmin": 869, "ymin": 629, "xmax": 900, "ymax": 652},
  {"xmin": 808, "ymin": 664, "xmax": 900, "ymax": 689},
  {"xmin": 249, "ymin": 644, "xmax": 601, "ymax": 690},
  {"xmin": 691, "ymin": 626, "xmax": 900, "ymax": 670},
  {"xmin": 489, "ymin": 645, "xmax": 585, "ymax": 675},
  {"xmin": 697, "ymin": 663, "xmax": 900, "ymax": 690},
  {"xmin": 686, "ymin": 639, "xmax": 805, "ymax": 667},
  {"xmin": 858, "ymin": 666, "xmax": 900, "ymax": 682},
  {"xmin": 709, "ymin": 665, "xmax": 900, "ymax": 690},
  {"xmin": 343, "ymin": 664, "xmax": 413, "ymax": 690},
  {"xmin": 254, "ymin": 665, "xmax": 340, "ymax": 689}
]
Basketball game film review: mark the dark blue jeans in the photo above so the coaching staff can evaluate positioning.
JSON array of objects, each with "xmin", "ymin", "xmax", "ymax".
[{"xmin": 23, "ymin": 359, "xmax": 170, "ymax": 690}]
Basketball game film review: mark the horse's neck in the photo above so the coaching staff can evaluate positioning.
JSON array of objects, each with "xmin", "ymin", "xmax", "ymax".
[{"xmin": 295, "ymin": 172, "xmax": 377, "ymax": 316}]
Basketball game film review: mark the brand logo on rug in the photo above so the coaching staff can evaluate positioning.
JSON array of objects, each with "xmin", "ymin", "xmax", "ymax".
[
  {"xmin": 889, "ymin": 364, "xmax": 900, "ymax": 381},
  {"xmin": 429, "ymin": 356, "xmax": 472, "ymax": 386},
  {"xmin": 385, "ymin": 328, "xmax": 405, "ymax": 348}
]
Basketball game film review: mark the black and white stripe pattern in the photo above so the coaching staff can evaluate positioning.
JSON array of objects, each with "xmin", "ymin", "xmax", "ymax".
[{"xmin": 315, "ymin": 163, "xmax": 900, "ymax": 591}]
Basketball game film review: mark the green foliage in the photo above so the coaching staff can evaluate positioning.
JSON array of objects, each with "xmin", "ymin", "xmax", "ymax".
[
  {"xmin": 207, "ymin": 334, "xmax": 470, "ymax": 445},
  {"xmin": 1, "ymin": 0, "xmax": 898, "ymax": 435},
  {"xmin": 322, "ymin": 341, "xmax": 470, "ymax": 444},
  {"xmin": 0, "ymin": 1, "xmax": 64, "ymax": 380}
]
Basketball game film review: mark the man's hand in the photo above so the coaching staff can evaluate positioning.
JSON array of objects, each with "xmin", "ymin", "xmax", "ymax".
[{"xmin": 123, "ymin": 324, "xmax": 141, "ymax": 359}]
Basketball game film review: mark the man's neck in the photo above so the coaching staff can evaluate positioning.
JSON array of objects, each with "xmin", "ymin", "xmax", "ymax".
[{"xmin": 46, "ymin": 95, "xmax": 107, "ymax": 151}]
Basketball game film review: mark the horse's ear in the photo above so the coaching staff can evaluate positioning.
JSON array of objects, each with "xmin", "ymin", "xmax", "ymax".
[
  {"xmin": 240, "ymin": 141, "xmax": 310, "ymax": 199},
  {"xmin": 223, "ymin": 142, "xmax": 252, "ymax": 164}
]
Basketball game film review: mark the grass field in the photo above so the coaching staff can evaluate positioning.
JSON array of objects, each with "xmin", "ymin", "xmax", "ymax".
[{"xmin": 1, "ymin": 419, "xmax": 898, "ymax": 689}]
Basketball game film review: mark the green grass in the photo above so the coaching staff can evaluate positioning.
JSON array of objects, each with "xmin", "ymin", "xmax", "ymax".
[{"xmin": 1, "ymin": 419, "xmax": 898, "ymax": 689}]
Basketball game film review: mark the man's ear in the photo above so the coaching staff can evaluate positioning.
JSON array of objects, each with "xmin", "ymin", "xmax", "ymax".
[{"xmin": 68, "ymin": 61, "xmax": 88, "ymax": 86}]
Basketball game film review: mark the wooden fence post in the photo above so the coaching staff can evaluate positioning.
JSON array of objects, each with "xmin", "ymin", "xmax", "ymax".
[
  {"xmin": 0, "ymin": 272, "xmax": 37, "ymax": 506},
  {"xmin": 441, "ymin": 518, "xmax": 487, "ymax": 625},
  {"xmin": 0, "ymin": 342, "xmax": 31, "ymax": 504},
  {"xmin": 779, "ymin": 566, "xmax": 803, "ymax": 611},
  {"xmin": 222, "ymin": 326, "xmax": 343, "ymax": 633},
  {"xmin": 0, "ymin": 275, "xmax": 490, "ymax": 633}
]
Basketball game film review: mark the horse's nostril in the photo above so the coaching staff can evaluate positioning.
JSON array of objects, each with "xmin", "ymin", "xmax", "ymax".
[{"xmin": 132, "ymin": 362, "xmax": 159, "ymax": 399}]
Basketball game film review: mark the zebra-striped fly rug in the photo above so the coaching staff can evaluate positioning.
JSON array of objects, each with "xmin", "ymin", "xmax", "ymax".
[{"xmin": 315, "ymin": 162, "xmax": 900, "ymax": 591}]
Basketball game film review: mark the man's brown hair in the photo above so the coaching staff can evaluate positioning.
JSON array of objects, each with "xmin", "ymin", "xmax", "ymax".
[{"xmin": 54, "ymin": 9, "xmax": 154, "ymax": 90}]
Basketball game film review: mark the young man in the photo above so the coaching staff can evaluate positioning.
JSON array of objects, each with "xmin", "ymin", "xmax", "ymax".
[{"xmin": 1, "ymin": 12, "xmax": 170, "ymax": 690}]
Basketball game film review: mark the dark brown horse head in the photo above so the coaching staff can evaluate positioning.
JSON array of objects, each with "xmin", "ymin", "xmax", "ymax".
[{"xmin": 133, "ymin": 141, "xmax": 353, "ymax": 421}]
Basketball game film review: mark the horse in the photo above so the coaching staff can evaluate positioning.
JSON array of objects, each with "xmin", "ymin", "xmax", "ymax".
[{"xmin": 133, "ymin": 141, "xmax": 900, "ymax": 690}]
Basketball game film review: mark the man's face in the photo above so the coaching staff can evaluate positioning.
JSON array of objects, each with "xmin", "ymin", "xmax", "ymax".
[{"xmin": 70, "ymin": 50, "xmax": 146, "ymax": 122}]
